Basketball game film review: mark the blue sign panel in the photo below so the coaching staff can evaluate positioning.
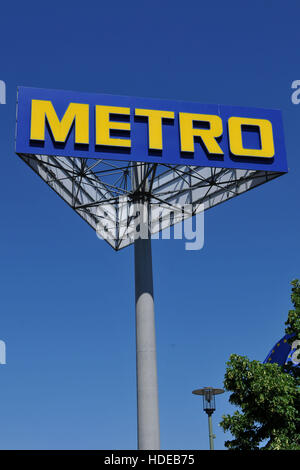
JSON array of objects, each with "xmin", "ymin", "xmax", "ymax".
[
  {"xmin": 16, "ymin": 86, "xmax": 288, "ymax": 172},
  {"xmin": 263, "ymin": 334, "xmax": 300, "ymax": 367}
]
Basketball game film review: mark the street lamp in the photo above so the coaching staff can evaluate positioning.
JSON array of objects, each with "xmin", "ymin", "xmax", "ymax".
[{"xmin": 192, "ymin": 387, "xmax": 224, "ymax": 450}]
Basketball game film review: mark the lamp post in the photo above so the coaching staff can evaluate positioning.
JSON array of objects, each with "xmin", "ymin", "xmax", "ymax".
[{"xmin": 192, "ymin": 387, "xmax": 224, "ymax": 450}]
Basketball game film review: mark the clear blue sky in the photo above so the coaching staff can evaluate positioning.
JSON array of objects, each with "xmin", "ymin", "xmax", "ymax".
[{"xmin": 0, "ymin": 0, "xmax": 300, "ymax": 450}]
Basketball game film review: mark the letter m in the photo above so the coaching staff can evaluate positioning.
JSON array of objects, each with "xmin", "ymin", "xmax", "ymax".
[{"xmin": 30, "ymin": 99, "xmax": 89, "ymax": 144}]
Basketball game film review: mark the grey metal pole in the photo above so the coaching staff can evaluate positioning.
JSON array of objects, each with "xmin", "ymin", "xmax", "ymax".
[
  {"xmin": 208, "ymin": 414, "xmax": 214, "ymax": 450},
  {"xmin": 133, "ymin": 163, "xmax": 160, "ymax": 450}
]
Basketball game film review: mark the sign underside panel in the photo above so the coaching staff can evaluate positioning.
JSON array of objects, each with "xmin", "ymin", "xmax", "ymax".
[{"xmin": 17, "ymin": 153, "xmax": 283, "ymax": 250}]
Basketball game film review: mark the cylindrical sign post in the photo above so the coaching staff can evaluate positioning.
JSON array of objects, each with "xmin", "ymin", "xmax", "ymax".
[{"xmin": 133, "ymin": 164, "xmax": 160, "ymax": 450}]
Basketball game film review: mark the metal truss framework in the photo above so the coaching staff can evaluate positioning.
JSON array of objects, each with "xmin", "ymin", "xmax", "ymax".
[{"xmin": 17, "ymin": 153, "xmax": 284, "ymax": 250}]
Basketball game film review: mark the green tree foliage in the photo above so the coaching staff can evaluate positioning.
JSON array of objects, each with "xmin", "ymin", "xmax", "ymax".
[{"xmin": 220, "ymin": 280, "xmax": 300, "ymax": 450}]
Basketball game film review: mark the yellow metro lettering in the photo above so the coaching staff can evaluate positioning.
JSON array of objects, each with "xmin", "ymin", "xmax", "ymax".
[
  {"xmin": 135, "ymin": 108, "xmax": 175, "ymax": 150},
  {"xmin": 29, "ymin": 99, "xmax": 276, "ymax": 162},
  {"xmin": 228, "ymin": 117, "xmax": 275, "ymax": 158},
  {"xmin": 179, "ymin": 113, "xmax": 224, "ymax": 155},
  {"xmin": 30, "ymin": 100, "xmax": 89, "ymax": 144},
  {"xmin": 95, "ymin": 105, "xmax": 131, "ymax": 148}
]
